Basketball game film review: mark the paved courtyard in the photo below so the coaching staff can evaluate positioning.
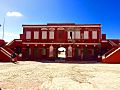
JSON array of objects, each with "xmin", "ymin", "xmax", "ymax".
[{"xmin": 0, "ymin": 61, "xmax": 120, "ymax": 90}]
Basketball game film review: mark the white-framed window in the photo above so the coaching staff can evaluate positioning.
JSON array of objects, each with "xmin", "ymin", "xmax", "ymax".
[
  {"xmin": 26, "ymin": 31, "xmax": 31, "ymax": 39},
  {"xmin": 68, "ymin": 31, "xmax": 74, "ymax": 39},
  {"xmin": 92, "ymin": 31, "xmax": 97, "ymax": 39},
  {"xmin": 49, "ymin": 31, "xmax": 54, "ymax": 39},
  {"xmin": 84, "ymin": 31, "xmax": 89, "ymax": 39},
  {"xmin": 34, "ymin": 31, "xmax": 39, "ymax": 39},
  {"xmin": 68, "ymin": 31, "xmax": 71, "ymax": 39},
  {"xmin": 42, "ymin": 31, "xmax": 47, "ymax": 39},
  {"xmin": 75, "ymin": 31, "xmax": 80, "ymax": 39}
]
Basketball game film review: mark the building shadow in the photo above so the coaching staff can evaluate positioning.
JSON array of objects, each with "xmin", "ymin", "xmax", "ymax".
[{"xmin": 35, "ymin": 58, "xmax": 100, "ymax": 64}]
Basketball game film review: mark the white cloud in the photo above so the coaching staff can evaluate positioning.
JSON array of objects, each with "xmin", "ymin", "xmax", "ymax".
[{"xmin": 6, "ymin": 11, "xmax": 23, "ymax": 17}]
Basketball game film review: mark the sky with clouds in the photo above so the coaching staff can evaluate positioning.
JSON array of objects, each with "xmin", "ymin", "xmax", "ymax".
[{"xmin": 0, "ymin": 0, "xmax": 120, "ymax": 42}]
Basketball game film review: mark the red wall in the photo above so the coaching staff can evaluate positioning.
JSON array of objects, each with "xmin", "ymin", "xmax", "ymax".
[{"xmin": 22, "ymin": 27, "xmax": 101, "ymax": 43}]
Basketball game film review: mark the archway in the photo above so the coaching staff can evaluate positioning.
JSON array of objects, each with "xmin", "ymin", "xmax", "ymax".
[
  {"xmin": 68, "ymin": 45, "xmax": 72, "ymax": 58},
  {"xmin": 49, "ymin": 45, "xmax": 54, "ymax": 57},
  {"xmin": 57, "ymin": 47, "xmax": 66, "ymax": 59}
]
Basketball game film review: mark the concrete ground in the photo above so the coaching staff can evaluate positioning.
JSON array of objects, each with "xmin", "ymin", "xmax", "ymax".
[{"xmin": 0, "ymin": 61, "xmax": 120, "ymax": 90}]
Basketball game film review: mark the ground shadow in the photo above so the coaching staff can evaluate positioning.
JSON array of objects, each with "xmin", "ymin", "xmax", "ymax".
[{"xmin": 35, "ymin": 58, "xmax": 100, "ymax": 64}]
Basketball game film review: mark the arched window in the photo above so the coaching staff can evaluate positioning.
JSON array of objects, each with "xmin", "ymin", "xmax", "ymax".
[
  {"xmin": 42, "ymin": 31, "xmax": 47, "ymax": 39},
  {"xmin": 49, "ymin": 31, "xmax": 54, "ymax": 39},
  {"xmin": 49, "ymin": 45, "xmax": 54, "ymax": 57},
  {"xmin": 68, "ymin": 45, "xmax": 72, "ymax": 57}
]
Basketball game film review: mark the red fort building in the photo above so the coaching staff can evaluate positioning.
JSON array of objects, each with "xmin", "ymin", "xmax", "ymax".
[{"xmin": 0, "ymin": 23, "xmax": 120, "ymax": 63}]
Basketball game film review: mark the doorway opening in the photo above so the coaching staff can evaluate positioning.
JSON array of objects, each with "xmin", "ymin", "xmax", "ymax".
[{"xmin": 57, "ymin": 47, "xmax": 66, "ymax": 59}]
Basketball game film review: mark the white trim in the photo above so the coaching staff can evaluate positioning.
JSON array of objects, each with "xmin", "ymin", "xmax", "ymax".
[
  {"xmin": 41, "ymin": 28, "xmax": 48, "ymax": 30},
  {"xmin": 57, "ymin": 27, "xmax": 65, "ymax": 30},
  {"xmin": 108, "ymin": 40, "xmax": 117, "ymax": 46},
  {"xmin": 15, "ymin": 40, "xmax": 22, "ymax": 41},
  {"xmin": 1, "ymin": 47, "xmax": 11, "ymax": 56},
  {"xmin": 0, "ymin": 50, "xmax": 11, "ymax": 58},
  {"xmin": 106, "ymin": 47, "xmax": 120, "ymax": 58},
  {"xmin": 22, "ymin": 42, "xmax": 101, "ymax": 45},
  {"xmin": 7, "ymin": 40, "xmax": 22, "ymax": 46},
  {"xmin": 23, "ymin": 25, "xmax": 101, "ymax": 28},
  {"xmin": 49, "ymin": 28, "xmax": 55, "ymax": 30},
  {"xmin": 101, "ymin": 40, "xmax": 108, "ymax": 42},
  {"xmin": 6, "ymin": 40, "xmax": 14, "ymax": 46}
]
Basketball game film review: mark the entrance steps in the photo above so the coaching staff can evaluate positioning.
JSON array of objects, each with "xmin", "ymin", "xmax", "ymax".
[
  {"xmin": 102, "ymin": 46, "xmax": 120, "ymax": 63},
  {"xmin": 0, "ymin": 47, "xmax": 19, "ymax": 62}
]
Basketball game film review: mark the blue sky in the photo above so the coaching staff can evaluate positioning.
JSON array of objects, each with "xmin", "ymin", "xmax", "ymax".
[{"xmin": 0, "ymin": 0, "xmax": 120, "ymax": 42}]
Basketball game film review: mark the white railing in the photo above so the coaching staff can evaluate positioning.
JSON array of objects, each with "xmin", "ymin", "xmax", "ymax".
[
  {"xmin": 108, "ymin": 40, "xmax": 117, "ymax": 46},
  {"xmin": 0, "ymin": 47, "xmax": 11, "ymax": 56},
  {"xmin": 6, "ymin": 40, "xmax": 14, "ymax": 46},
  {"xmin": 0, "ymin": 48, "xmax": 11, "ymax": 58},
  {"xmin": 102, "ymin": 47, "xmax": 120, "ymax": 59},
  {"xmin": 106, "ymin": 47, "xmax": 120, "ymax": 58},
  {"xmin": 6, "ymin": 39, "xmax": 22, "ymax": 46}
]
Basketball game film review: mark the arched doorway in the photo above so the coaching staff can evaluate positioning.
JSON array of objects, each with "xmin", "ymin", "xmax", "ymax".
[
  {"xmin": 49, "ymin": 45, "xmax": 54, "ymax": 57},
  {"xmin": 68, "ymin": 45, "xmax": 72, "ymax": 58},
  {"xmin": 57, "ymin": 47, "xmax": 66, "ymax": 59}
]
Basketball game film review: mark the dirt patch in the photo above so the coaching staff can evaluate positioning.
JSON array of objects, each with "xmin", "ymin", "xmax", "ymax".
[{"xmin": 0, "ymin": 61, "xmax": 120, "ymax": 90}]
